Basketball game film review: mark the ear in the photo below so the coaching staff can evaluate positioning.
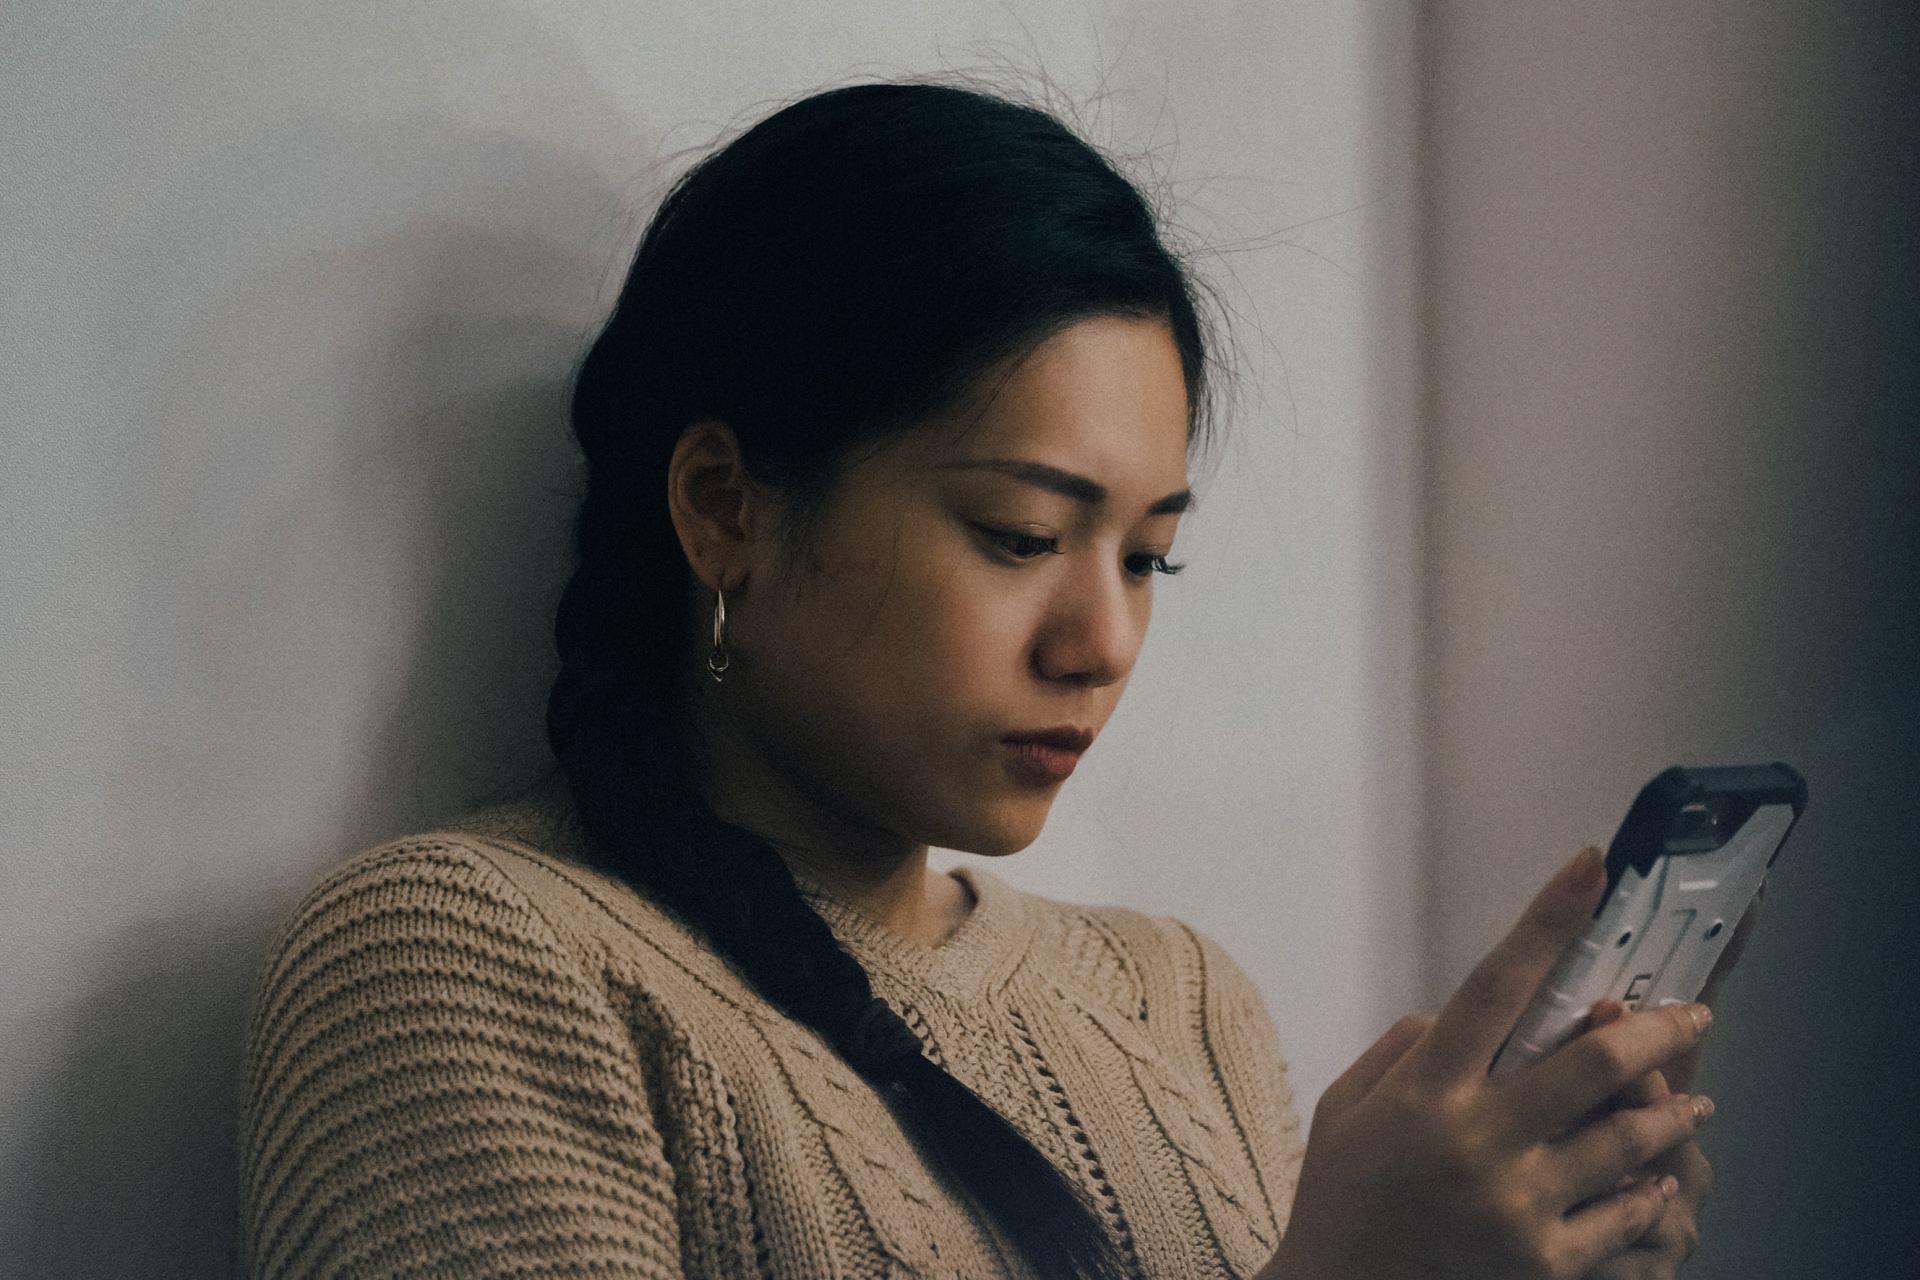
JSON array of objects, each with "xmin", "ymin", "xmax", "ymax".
[{"xmin": 666, "ymin": 420, "xmax": 775, "ymax": 594}]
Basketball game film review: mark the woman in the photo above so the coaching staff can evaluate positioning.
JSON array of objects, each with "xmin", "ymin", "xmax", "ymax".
[{"xmin": 238, "ymin": 81, "xmax": 1725, "ymax": 1279}]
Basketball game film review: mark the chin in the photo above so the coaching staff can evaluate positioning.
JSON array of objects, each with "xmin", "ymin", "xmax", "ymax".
[{"xmin": 932, "ymin": 796, "xmax": 1050, "ymax": 857}]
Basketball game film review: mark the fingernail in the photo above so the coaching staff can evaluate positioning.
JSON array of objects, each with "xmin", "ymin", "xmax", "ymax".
[
  {"xmin": 1691, "ymin": 1095, "xmax": 1715, "ymax": 1123},
  {"xmin": 1659, "ymin": 1175, "xmax": 1680, "ymax": 1200},
  {"xmin": 1566, "ymin": 846, "xmax": 1605, "ymax": 903},
  {"xmin": 1690, "ymin": 1004, "xmax": 1713, "ymax": 1035}
]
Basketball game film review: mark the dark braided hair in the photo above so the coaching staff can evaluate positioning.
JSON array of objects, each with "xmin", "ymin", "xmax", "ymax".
[{"xmin": 543, "ymin": 79, "xmax": 1217, "ymax": 1280}]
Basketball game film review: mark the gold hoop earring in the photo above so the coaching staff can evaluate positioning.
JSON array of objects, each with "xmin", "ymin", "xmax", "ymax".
[{"xmin": 706, "ymin": 585, "xmax": 731, "ymax": 684}]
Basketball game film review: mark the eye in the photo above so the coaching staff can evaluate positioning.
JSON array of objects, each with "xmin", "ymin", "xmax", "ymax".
[
  {"xmin": 1125, "ymin": 553, "xmax": 1186, "ymax": 580},
  {"xmin": 978, "ymin": 526, "xmax": 1059, "ymax": 561},
  {"xmin": 976, "ymin": 526, "xmax": 1186, "ymax": 580}
]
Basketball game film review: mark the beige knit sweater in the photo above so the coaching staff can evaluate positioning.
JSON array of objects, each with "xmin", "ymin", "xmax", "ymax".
[{"xmin": 238, "ymin": 794, "xmax": 1306, "ymax": 1278}]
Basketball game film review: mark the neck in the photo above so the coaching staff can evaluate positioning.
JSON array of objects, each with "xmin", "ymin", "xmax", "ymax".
[
  {"xmin": 694, "ymin": 698, "xmax": 971, "ymax": 950},
  {"xmin": 775, "ymin": 841, "xmax": 962, "ymax": 948}
]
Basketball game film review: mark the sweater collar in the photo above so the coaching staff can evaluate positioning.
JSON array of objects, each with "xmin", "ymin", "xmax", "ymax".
[{"xmin": 786, "ymin": 861, "xmax": 1035, "ymax": 1001}]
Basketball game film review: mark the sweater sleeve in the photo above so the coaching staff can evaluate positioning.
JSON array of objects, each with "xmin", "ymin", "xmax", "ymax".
[
  {"xmin": 1182, "ymin": 922, "xmax": 1309, "ymax": 1241},
  {"xmin": 238, "ymin": 839, "xmax": 683, "ymax": 1279}
]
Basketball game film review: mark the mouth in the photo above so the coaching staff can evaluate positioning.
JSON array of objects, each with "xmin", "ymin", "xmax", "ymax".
[
  {"xmin": 1001, "ymin": 726, "xmax": 1095, "ymax": 753},
  {"xmin": 999, "ymin": 726, "xmax": 1094, "ymax": 785}
]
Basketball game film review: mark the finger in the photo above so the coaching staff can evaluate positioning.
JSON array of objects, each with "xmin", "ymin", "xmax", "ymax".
[
  {"xmin": 1550, "ymin": 1092, "xmax": 1710, "ymax": 1209},
  {"xmin": 1675, "ymin": 1136, "xmax": 1714, "ymax": 1211},
  {"xmin": 1631, "ymin": 1066, "xmax": 1671, "ymax": 1102},
  {"xmin": 1588, "ymin": 1006, "xmax": 1673, "ymax": 1100},
  {"xmin": 1662, "ymin": 1038, "xmax": 1705, "ymax": 1099},
  {"xmin": 1314, "ymin": 1013, "xmax": 1432, "ymax": 1119},
  {"xmin": 1594, "ymin": 995, "xmax": 1701, "ymax": 1101},
  {"xmin": 1506, "ymin": 1000, "xmax": 1710, "ymax": 1139},
  {"xmin": 1557, "ymin": 1172, "xmax": 1678, "ymax": 1273},
  {"xmin": 1586, "ymin": 1195, "xmax": 1701, "ymax": 1279},
  {"xmin": 1415, "ymin": 846, "xmax": 1608, "ymax": 1085},
  {"xmin": 1569, "ymin": 1001, "xmax": 1667, "ymax": 1127},
  {"xmin": 1585, "ymin": 997, "xmax": 1628, "ymax": 1035},
  {"xmin": 1564, "ymin": 1069, "xmax": 1671, "ymax": 1145},
  {"xmin": 1611, "ymin": 1146, "xmax": 1709, "ymax": 1270}
]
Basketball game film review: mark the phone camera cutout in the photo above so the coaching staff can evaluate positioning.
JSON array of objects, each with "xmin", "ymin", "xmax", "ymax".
[
  {"xmin": 1665, "ymin": 797, "xmax": 1736, "ymax": 853},
  {"xmin": 1674, "ymin": 800, "xmax": 1723, "ymax": 839},
  {"xmin": 1704, "ymin": 920, "xmax": 1724, "ymax": 940},
  {"xmin": 1615, "ymin": 930, "xmax": 1634, "ymax": 947}
]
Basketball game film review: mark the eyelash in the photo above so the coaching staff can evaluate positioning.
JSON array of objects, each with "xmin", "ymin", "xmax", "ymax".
[{"xmin": 979, "ymin": 527, "xmax": 1187, "ymax": 580}]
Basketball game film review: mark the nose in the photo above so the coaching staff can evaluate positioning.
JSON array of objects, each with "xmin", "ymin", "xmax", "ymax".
[{"xmin": 1031, "ymin": 557, "xmax": 1147, "ymax": 687}]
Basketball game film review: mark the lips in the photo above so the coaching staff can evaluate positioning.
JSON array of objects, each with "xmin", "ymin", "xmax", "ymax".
[
  {"xmin": 1001, "ymin": 726, "xmax": 1095, "ymax": 752},
  {"xmin": 1000, "ymin": 726, "xmax": 1094, "ymax": 786}
]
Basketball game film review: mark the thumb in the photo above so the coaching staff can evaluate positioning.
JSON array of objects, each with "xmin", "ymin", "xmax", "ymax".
[
  {"xmin": 1414, "ymin": 845, "xmax": 1607, "ymax": 1083},
  {"xmin": 1315, "ymin": 1013, "xmax": 1432, "ymax": 1120}
]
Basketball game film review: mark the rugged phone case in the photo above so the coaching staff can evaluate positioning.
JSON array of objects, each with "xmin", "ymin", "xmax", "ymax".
[{"xmin": 1488, "ymin": 763, "xmax": 1808, "ymax": 1081}]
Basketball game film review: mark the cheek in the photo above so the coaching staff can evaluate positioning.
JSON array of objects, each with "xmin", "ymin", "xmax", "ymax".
[
  {"xmin": 769, "ymin": 515, "xmax": 1037, "ymax": 737},
  {"xmin": 897, "ymin": 556, "xmax": 1032, "ymax": 691},
  {"xmin": 837, "ymin": 554, "xmax": 1033, "ymax": 754}
]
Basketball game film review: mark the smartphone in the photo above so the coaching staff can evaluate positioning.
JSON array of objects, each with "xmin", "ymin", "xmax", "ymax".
[{"xmin": 1487, "ymin": 763, "xmax": 1808, "ymax": 1081}]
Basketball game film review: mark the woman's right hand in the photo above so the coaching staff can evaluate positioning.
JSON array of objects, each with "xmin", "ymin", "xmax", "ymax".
[{"xmin": 1260, "ymin": 846, "xmax": 1714, "ymax": 1280}]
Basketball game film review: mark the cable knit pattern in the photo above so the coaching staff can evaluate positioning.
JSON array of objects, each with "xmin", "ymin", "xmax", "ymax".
[{"xmin": 239, "ymin": 797, "xmax": 1306, "ymax": 1278}]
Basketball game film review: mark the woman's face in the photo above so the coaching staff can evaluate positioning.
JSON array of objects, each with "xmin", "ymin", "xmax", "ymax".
[{"xmin": 688, "ymin": 313, "xmax": 1193, "ymax": 865}]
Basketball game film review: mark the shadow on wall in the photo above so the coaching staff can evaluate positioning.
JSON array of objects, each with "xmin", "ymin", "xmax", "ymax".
[
  {"xmin": 2, "ymin": 94, "xmax": 646, "ymax": 1279},
  {"xmin": 1690, "ymin": 678, "xmax": 1920, "ymax": 1273},
  {"xmin": 3, "ymin": 909, "xmax": 278, "ymax": 1276}
]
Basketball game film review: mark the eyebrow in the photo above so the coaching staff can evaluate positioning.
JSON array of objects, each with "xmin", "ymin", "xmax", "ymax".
[{"xmin": 937, "ymin": 459, "xmax": 1196, "ymax": 516}]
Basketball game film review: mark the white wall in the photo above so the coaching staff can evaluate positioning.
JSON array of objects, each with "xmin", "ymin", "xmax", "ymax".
[
  {"xmin": 1, "ymin": 3, "xmax": 1422, "ymax": 1272},
  {"xmin": 1423, "ymin": 3, "xmax": 1919, "ymax": 1273}
]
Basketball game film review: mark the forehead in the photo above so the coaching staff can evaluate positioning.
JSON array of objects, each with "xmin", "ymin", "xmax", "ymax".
[{"xmin": 903, "ymin": 315, "xmax": 1192, "ymax": 495}]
